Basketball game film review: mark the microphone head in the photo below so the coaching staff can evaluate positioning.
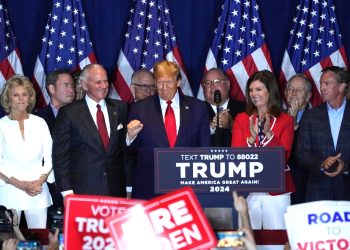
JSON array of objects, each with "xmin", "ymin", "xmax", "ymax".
[{"xmin": 214, "ymin": 90, "xmax": 222, "ymax": 105}]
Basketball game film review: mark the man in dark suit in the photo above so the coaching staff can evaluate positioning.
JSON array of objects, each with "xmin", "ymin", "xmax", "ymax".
[
  {"xmin": 35, "ymin": 70, "xmax": 75, "ymax": 211},
  {"xmin": 201, "ymin": 68, "xmax": 245, "ymax": 229},
  {"xmin": 284, "ymin": 73, "xmax": 312, "ymax": 204},
  {"xmin": 297, "ymin": 66, "xmax": 350, "ymax": 201},
  {"xmin": 202, "ymin": 68, "xmax": 245, "ymax": 147},
  {"xmin": 126, "ymin": 60, "xmax": 210, "ymax": 200},
  {"xmin": 53, "ymin": 64, "xmax": 127, "ymax": 198},
  {"xmin": 35, "ymin": 69, "xmax": 75, "ymax": 134}
]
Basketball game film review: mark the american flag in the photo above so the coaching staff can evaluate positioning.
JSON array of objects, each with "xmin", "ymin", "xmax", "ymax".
[
  {"xmin": 111, "ymin": 0, "xmax": 193, "ymax": 103},
  {"xmin": 0, "ymin": 0, "xmax": 23, "ymax": 90},
  {"xmin": 33, "ymin": 0, "xmax": 97, "ymax": 108},
  {"xmin": 279, "ymin": 0, "xmax": 348, "ymax": 107},
  {"xmin": 198, "ymin": 0, "xmax": 273, "ymax": 100}
]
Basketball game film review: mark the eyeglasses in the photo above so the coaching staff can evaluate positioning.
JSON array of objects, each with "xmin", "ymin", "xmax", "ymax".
[
  {"xmin": 203, "ymin": 78, "xmax": 228, "ymax": 86},
  {"xmin": 286, "ymin": 87, "xmax": 305, "ymax": 95},
  {"xmin": 133, "ymin": 83, "xmax": 156, "ymax": 91}
]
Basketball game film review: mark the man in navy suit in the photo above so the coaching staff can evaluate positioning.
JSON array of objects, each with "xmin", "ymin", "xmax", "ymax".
[
  {"xmin": 202, "ymin": 68, "xmax": 245, "ymax": 147},
  {"xmin": 297, "ymin": 66, "xmax": 350, "ymax": 201},
  {"xmin": 35, "ymin": 69, "xmax": 75, "ymax": 134},
  {"xmin": 53, "ymin": 64, "xmax": 127, "ymax": 198},
  {"xmin": 126, "ymin": 60, "xmax": 210, "ymax": 200},
  {"xmin": 35, "ymin": 70, "xmax": 75, "ymax": 211}
]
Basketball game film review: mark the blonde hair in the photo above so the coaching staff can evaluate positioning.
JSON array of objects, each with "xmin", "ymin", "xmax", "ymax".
[
  {"xmin": 0, "ymin": 75, "xmax": 36, "ymax": 113},
  {"xmin": 153, "ymin": 60, "xmax": 182, "ymax": 81}
]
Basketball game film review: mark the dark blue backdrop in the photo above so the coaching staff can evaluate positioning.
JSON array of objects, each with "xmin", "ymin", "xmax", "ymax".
[{"xmin": 5, "ymin": 0, "xmax": 350, "ymax": 96}]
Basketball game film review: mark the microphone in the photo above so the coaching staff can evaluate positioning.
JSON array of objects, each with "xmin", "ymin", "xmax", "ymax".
[
  {"xmin": 214, "ymin": 90, "xmax": 222, "ymax": 105},
  {"xmin": 214, "ymin": 90, "xmax": 221, "ymax": 146}
]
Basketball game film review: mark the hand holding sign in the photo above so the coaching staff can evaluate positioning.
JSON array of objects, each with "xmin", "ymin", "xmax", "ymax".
[{"xmin": 106, "ymin": 187, "xmax": 216, "ymax": 250}]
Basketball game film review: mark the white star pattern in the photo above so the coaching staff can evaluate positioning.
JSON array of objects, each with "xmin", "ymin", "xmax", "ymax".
[{"xmin": 36, "ymin": 0, "xmax": 96, "ymax": 82}]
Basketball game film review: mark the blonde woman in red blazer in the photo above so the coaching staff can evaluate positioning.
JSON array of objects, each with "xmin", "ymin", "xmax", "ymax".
[{"xmin": 231, "ymin": 70, "xmax": 295, "ymax": 230}]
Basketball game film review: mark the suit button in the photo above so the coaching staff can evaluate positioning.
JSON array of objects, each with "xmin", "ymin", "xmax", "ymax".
[{"xmin": 103, "ymin": 173, "xmax": 107, "ymax": 176}]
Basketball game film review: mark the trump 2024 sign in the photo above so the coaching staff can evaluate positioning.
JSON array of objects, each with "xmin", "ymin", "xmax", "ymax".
[
  {"xmin": 154, "ymin": 147, "xmax": 285, "ymax": 194},
  {"xmin": 64, "ymin": 195, "xmax": 143, "ymax": 249}
]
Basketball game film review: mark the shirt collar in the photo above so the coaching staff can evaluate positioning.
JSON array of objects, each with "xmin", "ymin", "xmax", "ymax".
[
  {"xmin": 159, "ymin": 91, "xmax": 180, "ymax": 109},
  {"xmin": 85, "ymin": 95, "xmax": 107, "ymax": 110},
  {"xmin": 327, "ymin": 98, "xmax": 346, "ymax": 113},
  {"xmin": 49, "ymin": 103, "xmax": 59, "ymax": 117},
  {"xmin": 210, "ymin": 98, "xmax": 229, "ymax": 112}
]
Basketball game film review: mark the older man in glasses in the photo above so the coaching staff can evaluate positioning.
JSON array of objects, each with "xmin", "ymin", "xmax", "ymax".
[
  {"xmin": 130, "ymin": 69, "xmax": 156, "ymax": 102},
  {"xmin": 202, "ymin": 68, "xmax": 245, "ymax": 147}
]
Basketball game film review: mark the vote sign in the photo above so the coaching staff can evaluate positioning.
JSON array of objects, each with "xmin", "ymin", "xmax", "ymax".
[
  {"xmin": 106, "ymin": 187, "xmax": 217, "ymax": 250},
  {"xmin": 64, "ymin": 194, "xmax": 143, "ymax": 250}
]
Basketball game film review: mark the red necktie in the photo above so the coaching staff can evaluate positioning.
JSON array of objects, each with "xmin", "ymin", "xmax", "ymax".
[
  {"xmin": 96, "ymin": 104, "xmax": 109, "ymax": 151},
  {"xmin": 165, "ymin": 100, "xmax": 177, "ymax": 147}
]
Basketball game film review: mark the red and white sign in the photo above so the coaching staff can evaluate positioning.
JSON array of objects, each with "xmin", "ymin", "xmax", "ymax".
[
  {"xmin": 64, "ymin": 194, "xmax": 142, "ymax": 250},
  {"xmin": 106, "ymin": 187, "xmax": 217, "ymax": 250}
]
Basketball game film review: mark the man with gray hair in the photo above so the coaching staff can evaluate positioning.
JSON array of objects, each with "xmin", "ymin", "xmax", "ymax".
[
  {"xmin": 284, "ymin": 73, "xmax": 312, "ymax": 204},
  {"xmin": 53, "ymin": 64, "xmax": 127, "ymax": 198},
  {"xmin": 130, "ymin": 69, "xmax": 156, "ymax": 102}
]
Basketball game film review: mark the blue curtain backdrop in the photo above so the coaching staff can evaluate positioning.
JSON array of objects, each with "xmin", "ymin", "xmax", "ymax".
[{"xmin": 6, "ymin": 0, "xmax": 350, "ymax": 97}]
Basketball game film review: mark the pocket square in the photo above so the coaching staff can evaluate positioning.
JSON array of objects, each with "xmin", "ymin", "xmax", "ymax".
[{"xmin": 117, "ymin": 124, "xmax": 123, "ymax": 130}]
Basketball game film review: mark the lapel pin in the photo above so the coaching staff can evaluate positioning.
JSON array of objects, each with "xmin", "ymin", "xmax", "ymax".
[{"xmin": 185, "ymin": 106, "xmax": 189, "ymax": 110}]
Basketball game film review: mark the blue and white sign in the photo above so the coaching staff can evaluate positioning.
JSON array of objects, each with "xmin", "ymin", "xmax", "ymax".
[{"xmin": 154, "ymin": 147, "xmax": 285, "ymax": 194}]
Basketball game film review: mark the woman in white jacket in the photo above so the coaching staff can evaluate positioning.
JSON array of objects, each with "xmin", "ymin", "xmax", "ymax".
[{"xmin": 0, "ymin": 75, "xmax": 54, "ymax": 228}]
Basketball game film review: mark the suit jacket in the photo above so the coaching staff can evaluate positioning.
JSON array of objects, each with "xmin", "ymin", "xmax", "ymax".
[
  {"xmin": 35, "ymin": 105, "xmax": 56, "ymax": 135},
  {"xmin": 232, "ymin": 112, "xmax": 295, "ymax": 194},
  {"xmin": 288, "ymin": 105, "xmax": 311, "ymax": 204},
  {"xmin": 127, "ymin": 94, "xmax": 210, "ymax": 199},
  {"xmin": 206, "ymin": 98, "xmax": 246, "ymax": 147},
  {"xmin": 296, "ymin": 101, "xmax": 350, "ymax": 201},
  {"xmin": 53, "ymin": 98, "xmax": 127, "ymax": 197},
  {"xmin": 35, "ymin": 105, "xmax": 62, "ymax": 208}
]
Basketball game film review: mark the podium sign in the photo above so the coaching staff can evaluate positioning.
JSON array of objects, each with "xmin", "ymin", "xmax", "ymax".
[{"xmin": 154, "ymin": 147, "xmax": 285, "ymax": 194}]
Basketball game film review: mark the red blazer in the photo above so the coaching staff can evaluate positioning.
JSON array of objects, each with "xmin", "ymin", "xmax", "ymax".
[{"xmin": 231, "ymin": 112, "xmax": 295, "ymax": 194}]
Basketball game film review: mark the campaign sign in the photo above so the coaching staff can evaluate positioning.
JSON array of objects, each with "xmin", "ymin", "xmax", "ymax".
[
  {"xmin": 285, "ymin": 201, "xmax": 350, "ymax": 250},
  {"xmin": 106, "ymin": 187, "xmax": 217, "ymax": 250},
  {"xmin": 64, "ymin": 194, "xmax": 143, "ymax": 250},
  {"xmin": 154, "ymin": 147, "xmax": 285, "ymax": 194}
]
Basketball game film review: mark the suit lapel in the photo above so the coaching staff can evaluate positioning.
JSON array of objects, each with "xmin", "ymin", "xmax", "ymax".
[
  {"xmin": 176, "ymin": 95, "xmax": 189, "ymax": 146},
  {"xmin": 107, "ymin": 100, "xmax": 119, "ymax": 152},
  {"xmin": 336, "ymin": 101, "xmax": 350, "ymax": 152},
  {"xmin": 79, "ymin": 100, "xmax": 105, "ymax": 150},
  {"xmin": 320, "ymin": 103, "xmax": 336, "ymax": 152}
]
